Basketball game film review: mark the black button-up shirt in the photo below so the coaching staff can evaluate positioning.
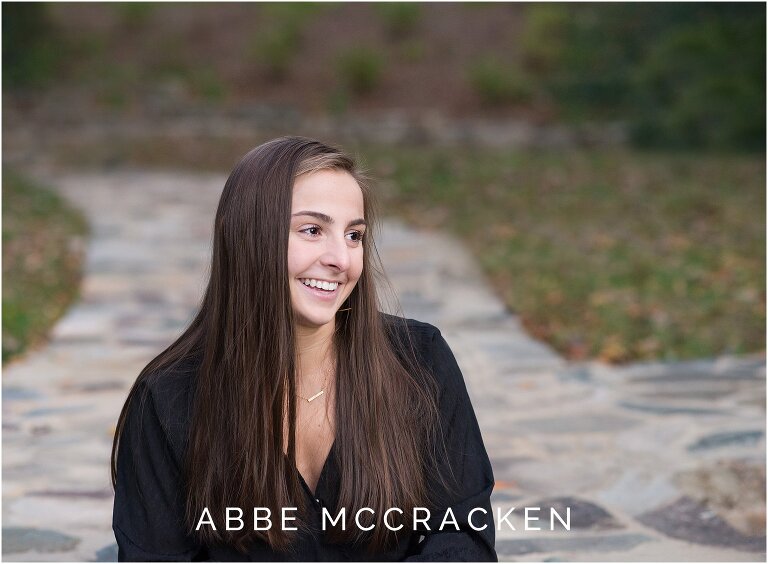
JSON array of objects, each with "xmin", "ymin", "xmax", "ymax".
[{"xmin": 113, "ymin": 316, "xmax": 497, "ymax": 561}]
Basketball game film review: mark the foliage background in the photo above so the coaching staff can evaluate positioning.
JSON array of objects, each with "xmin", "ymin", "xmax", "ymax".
[{"xmin": 5, "ymin": 2, "xmax": 765, "ymax": 151}]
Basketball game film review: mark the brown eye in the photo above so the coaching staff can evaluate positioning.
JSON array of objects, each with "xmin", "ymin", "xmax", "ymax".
[
  {"xmin": 346, "ymin": 230, "xmax": 364, "ymax": 242},
  {"xmin": 300, "ymin": 225, "xmax": 321, "ymax": 236}
]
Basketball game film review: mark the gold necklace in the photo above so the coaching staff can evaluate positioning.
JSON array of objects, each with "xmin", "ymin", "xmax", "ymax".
[{"xmin": 297, "ymin": 363, "xmax": 331, "ymax": 403}]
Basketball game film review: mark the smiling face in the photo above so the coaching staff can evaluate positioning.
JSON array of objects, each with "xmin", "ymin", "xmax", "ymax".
[{"xmin": 288, "ymin": 168, "xmax": 366, "ymax": 330}]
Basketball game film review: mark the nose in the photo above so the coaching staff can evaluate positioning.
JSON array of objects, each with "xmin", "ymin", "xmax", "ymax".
[{"xmin": 319, "ymin": 231, "xmax": 351, "ymax": 272}]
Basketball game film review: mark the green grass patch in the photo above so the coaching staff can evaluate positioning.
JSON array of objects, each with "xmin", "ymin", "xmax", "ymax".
[
  {"xmin": 2, "ymin": 169, "xmax": 89, "ymax": 363},
  {"xmin": 363, "ymin": 147, "xmax": 765, "ymax": 363}
]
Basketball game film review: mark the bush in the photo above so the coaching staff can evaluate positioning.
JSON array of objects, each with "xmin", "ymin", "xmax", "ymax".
[
  {"xmin": 114, "ymin": 2, "xmax": 155, "ymax": 30},
  {"xmin": 519, "ymin": 4, "xmax": 569, "ymax": 73},
  {"xmin": 376, "ymin": 3, "xmax": 422, "ymax": 39},
  {"xmin": 250, "ymin": 3, "xmax": 322, "ymax": 80},
  {"xmin": 336, "ymin": 48, "xmax": 384, "ymax": 96},
  {"xmin": 3, "ymin": 3, "xmax": 60, "ymax": 90},
  {"xmin": 631, "ymin": 14, "xmax": 766, "ymax": 151},
  {"xmin": 468, "ymin": 57, "xmax": 534, "ymax": 107},
  {"xmin": 522, "ymin": 4, "xmax": 639, "ymax": 119},
  {"xmin": 251, "ymin": 23, "xmax": 303, "ymax": 80},
  {"xmin": 521, "ymin": 3, "xmax": 766, "ymax": 151}
]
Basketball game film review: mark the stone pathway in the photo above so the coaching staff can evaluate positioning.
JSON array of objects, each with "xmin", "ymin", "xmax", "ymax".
[{"xmin": 3, "ymin": 171, "xmax": 765, "ymax": 561}]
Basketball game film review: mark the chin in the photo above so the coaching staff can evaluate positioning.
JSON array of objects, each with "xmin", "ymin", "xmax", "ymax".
[
  {"xmin": 291, "ymin": 282, "xmax": 350, "ymax": 329},
  {"xmin": 294, "ymin": 308, "xmax": 337, "ymax": 329}
]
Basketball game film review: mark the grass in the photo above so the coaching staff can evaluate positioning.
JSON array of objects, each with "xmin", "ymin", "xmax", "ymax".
[
  {"xmin": 365, "ymin": 147, "xmax": 765, "ymax": 363},
  {"xmin": 2, "ymin": 169, "xmax": 89, "ymax": 363},
  {"xmin": 50, "ymin": 136, "xmax": 765, "ymax": 364}
]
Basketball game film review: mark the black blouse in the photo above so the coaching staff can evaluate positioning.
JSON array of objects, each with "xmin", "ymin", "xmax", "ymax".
[{"xmin": 112, "ymin": 316, "xmax": 497, "ymax": 561}]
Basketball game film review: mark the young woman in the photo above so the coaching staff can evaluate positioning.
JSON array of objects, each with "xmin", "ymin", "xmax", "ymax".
[{"xmin": 111, "ymin": 137, "xmax": 497, "ymax": 561}]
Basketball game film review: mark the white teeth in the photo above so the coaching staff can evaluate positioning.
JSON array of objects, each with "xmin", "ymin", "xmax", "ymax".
[{"xmin": 300, "ymin": 279, "xmax": 338, "ymax": 291}]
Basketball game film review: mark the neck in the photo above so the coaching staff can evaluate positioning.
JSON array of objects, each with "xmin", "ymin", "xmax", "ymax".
[{"xmin": 295, "ymin": 319, "xmax": 335, "ymax": 387}]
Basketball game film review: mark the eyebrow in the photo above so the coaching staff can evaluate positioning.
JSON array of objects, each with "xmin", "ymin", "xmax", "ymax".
[{"xmin": 292, "ymin": 210, "xmax": 367, "ymax": 228}]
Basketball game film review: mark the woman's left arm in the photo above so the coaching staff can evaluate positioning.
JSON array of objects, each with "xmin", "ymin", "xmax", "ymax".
[{"xmin": 403, "ymin": 329, "xmax": 497, "ymax": 562}]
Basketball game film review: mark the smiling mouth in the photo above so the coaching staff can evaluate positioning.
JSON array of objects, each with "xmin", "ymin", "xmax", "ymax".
[{"xmin": 299, "ymin": 278, "xmax": 341, "ymax": 292}]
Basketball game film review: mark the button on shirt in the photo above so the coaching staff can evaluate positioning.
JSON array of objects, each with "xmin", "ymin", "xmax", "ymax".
[{"xmin": 113, "ymin": 316, "xmax": 497, "ymax": 561}]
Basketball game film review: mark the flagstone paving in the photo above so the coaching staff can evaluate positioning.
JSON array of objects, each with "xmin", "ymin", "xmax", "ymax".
[{"xmin": 3, "ymin": 171, "xmax": 765, "ymax": 561}]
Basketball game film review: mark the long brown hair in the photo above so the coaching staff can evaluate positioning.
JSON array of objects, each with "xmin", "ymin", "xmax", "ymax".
[{"xmin": 110, "ymin": 137, "xmax": 449, "ymax": 556}]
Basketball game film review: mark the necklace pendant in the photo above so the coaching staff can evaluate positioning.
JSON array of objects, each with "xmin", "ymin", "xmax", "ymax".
[{"xmin": 306, "ymin": 389, "xmax": 325, "ymax": 402}]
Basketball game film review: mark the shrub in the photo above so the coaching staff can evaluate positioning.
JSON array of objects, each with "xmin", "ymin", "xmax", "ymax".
[
  {"xmin": 630, "ymin": 15, "xmax": 766, "ymax": 152},
  {"xmin": 115, "ymin": 2, "xmax": 155, "ymax": 29},
  {"xmin": 3, "ymin": 3, "xmax": 60, "ymax": 90},
  {"xmin": 519, "ymin": 4, "xmax": 569, "ymax": 73},
  {"xmin": 376, "ymin": 3, "xmax": 422, "ymax": 39},
  {"xmin": 336, "ymin": 48, "xmax": 385, "ymax": 96},
  {"xmin": 251, "ymin": 24, "xmax": 302, "ymax": 80},
  {"xmin": 468, "ymin": 57, "xmax": 534, "ymax": 107},
  {"xmin": 250, "ymin": 3, "xmax": 322, "ymax": 80},
  {"xmin": 521, "ymin": 3, "xmax": 766, "ymax": 151}
]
